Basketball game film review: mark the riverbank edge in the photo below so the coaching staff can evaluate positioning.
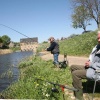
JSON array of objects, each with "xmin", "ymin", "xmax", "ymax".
[{"xmin": 0, "ymin": 49, "xmax": 13, "ymax": 55}]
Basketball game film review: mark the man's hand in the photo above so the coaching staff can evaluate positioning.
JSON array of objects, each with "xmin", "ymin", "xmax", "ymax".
[{"xmin": 85, "ymin": 61, "xmax": 90, "ymax": 68}]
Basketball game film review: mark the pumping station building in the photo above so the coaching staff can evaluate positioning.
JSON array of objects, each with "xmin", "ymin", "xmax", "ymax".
[{"xmin": 20, "ymin": 37, "xmax": 38, "ymax": 52}]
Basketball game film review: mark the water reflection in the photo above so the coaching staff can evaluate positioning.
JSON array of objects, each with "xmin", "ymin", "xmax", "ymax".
[{"xmin": 0, "ymin": 51, "xmax": 33, "ymax": 92}]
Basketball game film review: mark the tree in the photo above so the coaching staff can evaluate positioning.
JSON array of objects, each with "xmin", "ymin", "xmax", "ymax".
[
  {"xmin": 71, "ymin": 0, "xmax": 100, "ymax": 29},
  {"xmin": 72, "ymin": 5, "xmax": 91, "ymax": 31},
  {"xmin": 1, "ymin": 35, "xmax": 11, "ymax": 48}
]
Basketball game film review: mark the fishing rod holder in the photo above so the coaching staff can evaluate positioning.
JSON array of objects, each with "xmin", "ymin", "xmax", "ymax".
[{"xmin": 59, "ymin": 53, "xmax": 68, "ymax": 68}]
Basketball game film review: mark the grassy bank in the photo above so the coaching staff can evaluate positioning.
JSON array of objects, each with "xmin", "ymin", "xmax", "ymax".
[
  {"xmin": 0, "ymin": 49, "xmax": 13, "ymax": 55},
  {"xmin": 0, "ymin": 56, "xmax": 72, "ymax": 99},
  {"xmin": 1, "ymin": 55, "xmax": 100, "ymax": 99},
  {"xmin": 59, "ymin": 31, "xmax": 97, "ymax": 56},
  {"xmin": 0, "ymin": 47, "xmax": 21, "ymax": 55}
]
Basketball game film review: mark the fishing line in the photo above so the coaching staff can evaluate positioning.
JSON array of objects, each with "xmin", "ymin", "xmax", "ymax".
[{"xmin": 0, "ymin": 24, "xmax": 30, "ymax": 38}]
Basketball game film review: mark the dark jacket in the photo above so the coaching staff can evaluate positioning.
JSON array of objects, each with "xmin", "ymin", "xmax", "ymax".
[{"xmin": 47, "ymin": 41, "xmax": 59, "ymax": 54}]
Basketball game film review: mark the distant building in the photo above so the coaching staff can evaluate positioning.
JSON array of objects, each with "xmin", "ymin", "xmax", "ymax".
[{"xmin": 20, "ymin": 37, "xmax": 38, "ymax": 52}]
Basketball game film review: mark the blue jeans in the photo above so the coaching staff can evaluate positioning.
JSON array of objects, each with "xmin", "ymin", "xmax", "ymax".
[{"xmin": 53, "ymin": 53, "xmax": 59, "ymax": 65}]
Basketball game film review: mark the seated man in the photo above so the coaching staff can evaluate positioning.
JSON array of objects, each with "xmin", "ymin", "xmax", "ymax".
[{"xmin": 70, "ymin": 31, "xmax": 100, "ymax": 100}]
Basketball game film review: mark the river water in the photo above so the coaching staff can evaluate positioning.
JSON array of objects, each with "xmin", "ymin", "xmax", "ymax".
[{"xmin": 0, "ymin": 51, "xmax": 33, "ymax": 92}]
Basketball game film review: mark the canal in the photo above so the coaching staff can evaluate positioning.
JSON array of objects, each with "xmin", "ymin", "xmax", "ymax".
[{"xmin": 0, "ymin": 51, "xmax": 33, "ymax": 92}]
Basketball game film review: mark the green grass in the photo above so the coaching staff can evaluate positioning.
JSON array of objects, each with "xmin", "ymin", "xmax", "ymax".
[
  {"xmin": 37, "ymin": 42, "xmax": 49, "ymax": 52},
  {"xmin": 0, "ymin": 56, "xmax": 72, "ymax": 99},
  {"xmin": 59, "ymin": 31, "xmax": 98, "ymax": 56},
  {"xmin": 9, "ymin": 47, "xmax": 20, "ymax": 52}
]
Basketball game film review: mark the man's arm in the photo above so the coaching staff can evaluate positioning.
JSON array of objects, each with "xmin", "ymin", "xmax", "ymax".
[
  {"xmin": 89, "ymin": 45, "xmax": 97, "ymax": 62},
  {"xmin": 47, "ymin": 42, "xmax": 56, "ymax": 51},
  {"xmin": 85, "ymin": 61, "xmax": 90, "ymax": 68},
  {"xmin": 91, "ymin": 62, "xmax": 100, "ymax": 69},
  {"xmin": 85, "ymin": 45, "xmax": 97, "ymax": 67}
]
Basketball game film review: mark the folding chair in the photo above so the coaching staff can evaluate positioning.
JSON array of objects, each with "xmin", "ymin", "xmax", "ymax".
[
  {"xmin": 92, "ymin": 69, "xmax": 100, "ymax": 100},
  {"xmin": 86, "ymin": 69, "xmax": 100, "ymax": 100}
]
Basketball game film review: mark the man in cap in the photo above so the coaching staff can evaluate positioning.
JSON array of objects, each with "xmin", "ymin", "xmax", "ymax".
[{"xmin": 46, "ymin": 37, "xmax": 60, "ymax": 67}]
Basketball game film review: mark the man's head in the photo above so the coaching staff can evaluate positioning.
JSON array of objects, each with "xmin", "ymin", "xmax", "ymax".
[
  {"xmin": 97, "ymin": 31, "xmax": 100, "ymax": 43},
  {"xmin": 48, "ymin": 37, "xmax": 55, "ymax": 43}
]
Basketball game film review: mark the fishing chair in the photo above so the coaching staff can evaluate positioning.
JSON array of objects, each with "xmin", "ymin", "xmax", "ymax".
[
  {"xmin": 86, "ymin": 69, "xmax": 100, "ymax": 100},
  {"xmin": 92, "ymin": 69, "xmax": 100, "ymax": 100}
]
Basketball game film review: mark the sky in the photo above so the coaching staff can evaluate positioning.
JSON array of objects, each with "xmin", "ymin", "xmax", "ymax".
[{"xmin": 0, "ymin": 0, "xmax": 97, "ymax": 43}]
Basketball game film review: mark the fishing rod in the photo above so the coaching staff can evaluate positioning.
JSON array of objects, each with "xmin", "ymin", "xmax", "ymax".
[
  {"xmin": 35, "ymin": 77, "xmax": 78, "ymax": 100},
  {"xmin": 0, "ymin": 24, "xmax": 30, "ymax": 38},
  {"xmin": 35, "ymin": 77, "xmax": 78, "ymax": 92},
  {"xmin": 0, "ymin": 24, "xmax": 39, "ymax": 51},
  {"xmin": 0, "ymin": 24, "xmax": 38, "ymax": 54}
]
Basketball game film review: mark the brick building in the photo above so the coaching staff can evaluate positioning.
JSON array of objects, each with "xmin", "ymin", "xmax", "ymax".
[{"xmin": 20, "ymin": 37, "xmax": 38, "ymax": 52}]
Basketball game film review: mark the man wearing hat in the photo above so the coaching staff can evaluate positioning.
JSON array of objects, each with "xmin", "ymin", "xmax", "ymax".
[{"xmin": 46, "ymin": 37, "xmax": 60, "ymax": 67}]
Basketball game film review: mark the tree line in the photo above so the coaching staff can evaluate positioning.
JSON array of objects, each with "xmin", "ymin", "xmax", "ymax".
[{"xmin": 71, "ymin": 0, "xmax": 100, "ymax": 32}]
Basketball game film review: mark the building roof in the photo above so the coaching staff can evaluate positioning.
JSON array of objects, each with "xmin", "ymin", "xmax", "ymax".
[{"xmin": 20, "ymin": 37, "xmax": 38, "ymax": 43}]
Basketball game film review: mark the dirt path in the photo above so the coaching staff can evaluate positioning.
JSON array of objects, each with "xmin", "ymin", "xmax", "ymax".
[{"xmin": 40, "ymin": 51, "xmax": 88, "ymax": 66}]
